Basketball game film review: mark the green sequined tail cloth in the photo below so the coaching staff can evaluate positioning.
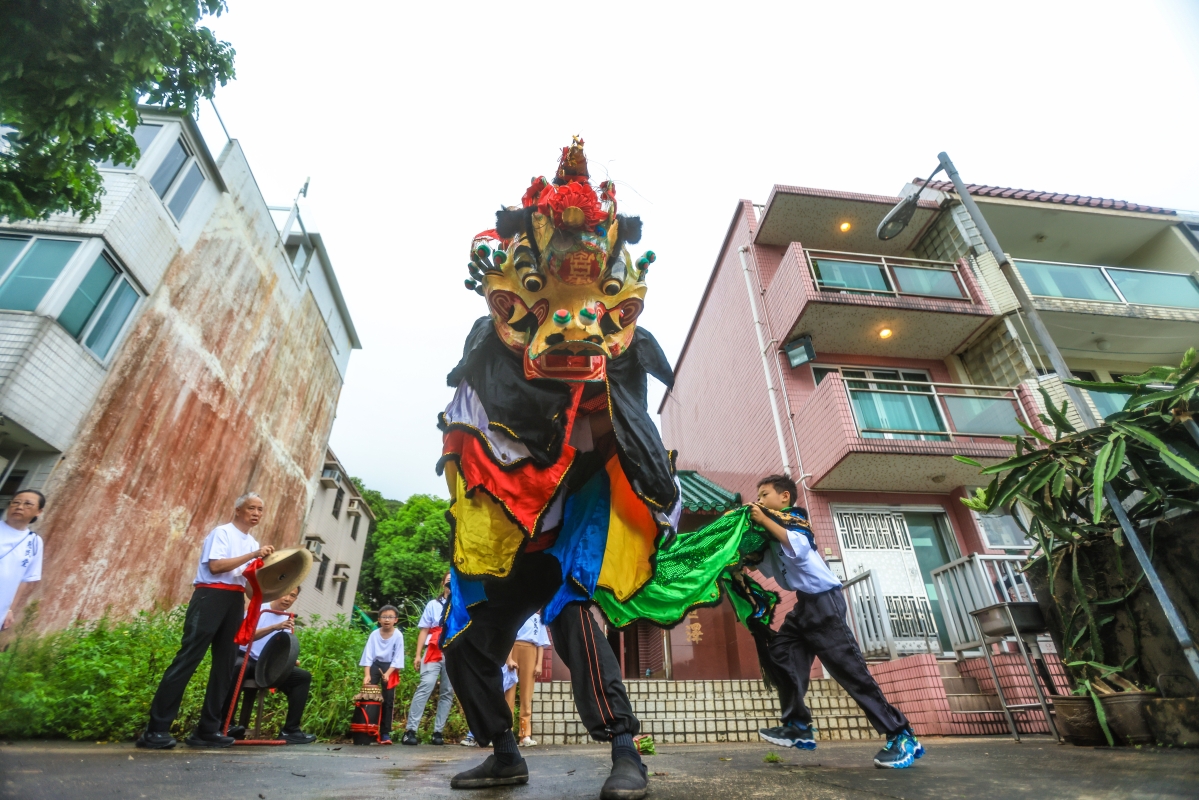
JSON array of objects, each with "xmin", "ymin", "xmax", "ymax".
[{"xmin": 595, "ymin": 505, "xmax": 799, "ymax": 686}]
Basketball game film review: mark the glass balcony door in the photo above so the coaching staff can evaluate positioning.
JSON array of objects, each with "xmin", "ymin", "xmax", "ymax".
[
  {"xmin": 1015, "ymin": 259, "xmax": 1199, "ymax": 309},
  {"xmin": 841, "ymin": 369, "xmax": 948, "ymax": 441}
]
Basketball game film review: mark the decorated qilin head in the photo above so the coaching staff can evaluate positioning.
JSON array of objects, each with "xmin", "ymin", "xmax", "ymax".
[{"xmin": 464, "ymin": 137, "xmax": 655, "ymax": 381}]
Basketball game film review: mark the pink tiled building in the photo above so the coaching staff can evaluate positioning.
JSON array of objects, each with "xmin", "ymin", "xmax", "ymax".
[{"xmin": 649, "ymin": 179, "xmax": 1199, "ymax": 735}]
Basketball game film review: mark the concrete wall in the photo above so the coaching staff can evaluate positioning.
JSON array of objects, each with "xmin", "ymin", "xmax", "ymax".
[{"xmin": 26, "ymin": 141, "xmax": 346, "ymax": 630}]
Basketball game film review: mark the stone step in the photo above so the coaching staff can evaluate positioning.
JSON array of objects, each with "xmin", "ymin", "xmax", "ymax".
[
  {"xmin": 947, "ymin": 693, "xmax": 1004, "ymax": 713},
  {"xmin": 941, "ymin": 675, "xmax": 982, "ymax": 694},
  {"xmin": 938, "ymin": 660, "xmax": 962, "ymax": 678},
  {"xmin": 530, "ymin": 679, "xmax": 880, "ymax": 745}
]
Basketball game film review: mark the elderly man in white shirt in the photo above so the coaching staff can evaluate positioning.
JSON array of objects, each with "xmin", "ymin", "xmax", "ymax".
[
  {"xmin": 0, "ymin": 490, "xmax": 46, "ymax": 632},
  {"xmin": 137, "ymin": 493, "xmax": 275, "ymax": 751}
]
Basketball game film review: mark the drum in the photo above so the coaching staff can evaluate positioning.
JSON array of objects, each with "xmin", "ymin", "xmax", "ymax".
[
  {"xmin": 351, "ymin": 685, "xmax": 383, "ymax": 745},
  {"xmin": 255, "ymin": 631, "xmax": 300, "ymax": 688}
]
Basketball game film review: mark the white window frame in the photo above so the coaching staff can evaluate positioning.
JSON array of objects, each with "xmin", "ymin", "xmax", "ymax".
[
  {"xmin": 155, "ymin": 136, "xmax": 208, "ymax": 223},
  {"xmin": 971, "ymin": 507, "xmax": 1035, "ymax": 551},
  {"xmin": 0, "ymin": 234, "xmax": 144, "ymax": 365}
]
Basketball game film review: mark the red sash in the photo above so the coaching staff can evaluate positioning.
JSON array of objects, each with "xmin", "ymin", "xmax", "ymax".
[
  {"xmin": 194, "ymin": 582, "xmax": 244, "ymax": 592},
  {"xmin": 233, "ymin": 558, "xmax": 265, "ymax": 647},
  {"xmin": 424, "ymin": 625, "xmax": 444, "ymax": 664}
]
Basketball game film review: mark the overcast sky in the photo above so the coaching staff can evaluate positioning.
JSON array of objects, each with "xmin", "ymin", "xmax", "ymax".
[{"xmin": 203, "ymin": 1, "xmax": 1199, "ymax": 502}]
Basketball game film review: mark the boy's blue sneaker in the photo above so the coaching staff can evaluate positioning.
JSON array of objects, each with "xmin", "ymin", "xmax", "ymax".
[
  {"xmin": 758, "ymin": 723, "xmax": 817, "ymax": 751},
  {"xmin": 873, "ymin": 729, "xmax": 923, "ymax": 769}
]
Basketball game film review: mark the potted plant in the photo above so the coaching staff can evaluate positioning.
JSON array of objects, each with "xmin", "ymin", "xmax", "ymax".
[{"xmin": 955, "ymin": 350, "xmax": 1199, "ymax": 746}]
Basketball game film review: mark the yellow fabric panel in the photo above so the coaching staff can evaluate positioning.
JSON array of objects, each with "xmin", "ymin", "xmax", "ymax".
[
  {"xmin": 597, "ymin": 456, "xmax": 659, "ymax": 602},
  {"xmin": 448, "ymin": 465, "xmax": 525, "ymax": 578}
]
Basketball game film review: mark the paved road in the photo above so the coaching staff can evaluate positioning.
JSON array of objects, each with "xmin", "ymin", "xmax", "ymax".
[{"xmin": 2, "ymin": 737, "xmax": 1197, "ymax": 800}]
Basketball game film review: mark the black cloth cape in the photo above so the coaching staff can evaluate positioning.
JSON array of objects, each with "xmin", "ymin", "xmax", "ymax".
[{"xmin": 446, "ymin": 317, "xmax": 678, "ymax": 510}]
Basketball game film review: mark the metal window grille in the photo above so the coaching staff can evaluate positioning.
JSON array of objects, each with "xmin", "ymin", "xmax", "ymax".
[{"xmin": 835, "ymin": 511, "xmax": 912, "ymax": 551}]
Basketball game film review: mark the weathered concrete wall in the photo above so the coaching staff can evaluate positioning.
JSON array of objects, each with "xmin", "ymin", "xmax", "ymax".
[{"xmin": 28, "ymin": 144, "xmax": 344, "ymax": 630}]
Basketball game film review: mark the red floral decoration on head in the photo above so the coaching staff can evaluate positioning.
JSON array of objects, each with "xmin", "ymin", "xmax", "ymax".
[
  {"xmin": 538, "ymin": 181, "xmax": 607, "ymax": 231},
  {"xmin": 522, "ymin": 177, "xmax": 549, "ymax": 208}
]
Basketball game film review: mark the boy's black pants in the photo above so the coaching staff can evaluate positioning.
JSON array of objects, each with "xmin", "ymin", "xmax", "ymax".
[
  {"xmin": 224, "ymin": 659, "xmax": 313, "ymax": 733},
  {"xmin": 368, "ymin": 660, "xmax": 397, "ymax": 738},
  {"xmin": 443, "ymin": 550, "xmax": 638, "ymax": 747},
  {"xmin": 769, "ymin": 588, "xmax": 910, "ymax": 736},
  {"xmin": 147, "ymin": 586, "xmax": 245, "ymax": 734}
]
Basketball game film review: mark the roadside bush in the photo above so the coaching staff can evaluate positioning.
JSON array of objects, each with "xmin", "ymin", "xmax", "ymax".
[{"xmin": 0, "ymin": 604, "xmax": 466, "ymax": 742}]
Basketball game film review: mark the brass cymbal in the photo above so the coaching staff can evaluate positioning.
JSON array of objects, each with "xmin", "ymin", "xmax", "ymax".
[{"xmin": 249, "ymin": 547, "xmax": 312, "ymax": 602}]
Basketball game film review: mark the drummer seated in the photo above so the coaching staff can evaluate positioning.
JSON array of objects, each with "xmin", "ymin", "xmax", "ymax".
[{"xmin": 224, "ymin": 587, "xmax": 316, "ymax": 744}]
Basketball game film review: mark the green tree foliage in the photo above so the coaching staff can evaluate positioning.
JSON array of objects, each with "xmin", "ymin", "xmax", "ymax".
[
  {"xmin": 0, "ymin": 0, "xmax": 236, "ymax": 222},
  {"xmin": 369, "ymin": 494, "xmax": 452, "ymax": 606}
]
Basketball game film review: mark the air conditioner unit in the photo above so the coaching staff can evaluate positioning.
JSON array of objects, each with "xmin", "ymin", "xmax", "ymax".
[
  {"xmin": 319, "ymin": 468, "xmax": 342, "ymax": 488},
  {"xmin": 304, "ymin": 535, "xmax": 325, "ymax": 560},
  {"xmin": 347, "ymin": 498, "xmax": 362, "ymax": 517}
]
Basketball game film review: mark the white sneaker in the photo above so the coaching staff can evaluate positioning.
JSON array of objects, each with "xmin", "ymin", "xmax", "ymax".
[
  {"xmin": 460, "ymin": 735, "xmax": 477, "ymax": 747},
  {"xmin": 519, "ymin": 736, "xmax": 537, "ymax": 747}
]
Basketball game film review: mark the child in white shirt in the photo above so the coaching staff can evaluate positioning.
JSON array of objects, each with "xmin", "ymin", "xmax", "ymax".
[{"xmin": 359, "ymin": 604, "xmax": 405, "ymax": 743}]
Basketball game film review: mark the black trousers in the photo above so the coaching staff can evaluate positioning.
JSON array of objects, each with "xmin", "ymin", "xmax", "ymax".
[
  {"xmin": 223, "ymin": 658, "xmax": 313, "ymax": 733},
  {"xmin": 769, "ymin": 588, "xmax": 910, "ymax": 736},
  {"xmin": 368, "ymin": 660, "xmax": 397, "ymax": 737},
  {"xmin": 443, "ymin": 550, "xmax": 638, "ymax": 747},
  {"xmin": 147, "ymin": 587, "xmax": 245, "ymax": 734}
]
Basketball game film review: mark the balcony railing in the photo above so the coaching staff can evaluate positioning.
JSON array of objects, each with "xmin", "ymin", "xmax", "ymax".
[
  {"xmin": 930, "ymin": 554, "xmax": 1034, "ymax": 658},
  {"xmin": 843, "ymin": 379, "xmax": 1027, "ymax": 442},
  {"xmin": 842, "ymin": 570, "xmax": 897, "ymax": 659},
  {"xmin": 806, "ymin": 249, "xmax": 970, "ymax": 301},
  {"xmin": 1014, "ymin": 259, "xmax": 1199, "ymax": 309}
]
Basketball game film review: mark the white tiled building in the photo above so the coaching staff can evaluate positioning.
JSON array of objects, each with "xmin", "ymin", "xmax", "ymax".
[
  {"xmin": 0, "ymin": 107, "xmax": 363, "ymax": 630},
  {"xmin": 291, "ymin": 448, "xmax": 374, "ymax": 623}
]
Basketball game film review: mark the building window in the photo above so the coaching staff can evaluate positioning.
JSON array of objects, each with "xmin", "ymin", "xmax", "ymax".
[
  {"xmin": 351, "ymin": 515, "xmax": 360, "ymax": 540},
  {"xmin": 315, "ymin": 554, "xmax": 330, "ymax": 591},
  {"xmin": 0, "ymin": 236, "xmax": 81, "ymax": 311},
  {"xmin": 99, "ymin": 123, "xmax": 162, "ymax": 170},
  {"xmin": 975, "ymin": 510, "xmax": 1032, "ymax": 550},
  {"xmin": 337, "ymin": 574, "xmax": 349, "ymax": 606},
  {"xmin": 149, "ymin": 136, "xmax": 206, "ymax": 221},
  {"xmin": 0, "ymin": 236, "xmax": 142, "ymax": 360},
  {"xmin": 332, "ymin": 487, "xmax": 345, "ymax": 518}
]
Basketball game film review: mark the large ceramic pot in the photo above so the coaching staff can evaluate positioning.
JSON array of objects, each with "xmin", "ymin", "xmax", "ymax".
[
  {"xmin": 1050, "ymin": 695, "xmax": 1106, "ymax": 746},
  {"xmin": 1098, "ymin": 692, "xmax": 1155, "ymax": 745},
  {"xmin": 1143, "ymin": 697, "xmax": 1199, "ymax": 748}
]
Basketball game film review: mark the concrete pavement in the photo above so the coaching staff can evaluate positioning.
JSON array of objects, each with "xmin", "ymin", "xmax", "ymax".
[{"xmin": 2, "ymin": 737, "xmax": 1198, "ymax": 800}]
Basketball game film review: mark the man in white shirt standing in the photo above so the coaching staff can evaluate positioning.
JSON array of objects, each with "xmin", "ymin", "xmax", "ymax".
[
  {"xmin": 137, "ymin": 493, "xmax": 275, "ymax": 750},
  {"xmin": 0, "ymin": 490, "xmax": 46, "ymax": 632},
  {"xmin": 402, "ymin": 572, "xmax": 455, "ymax": 746},
  {"xmin": 749, "ymin": 475, "xmax": 923, "ymax": 770},
  {"xmin": 224, "ymin": 586, "xmax": 316, "ymax": 744}
]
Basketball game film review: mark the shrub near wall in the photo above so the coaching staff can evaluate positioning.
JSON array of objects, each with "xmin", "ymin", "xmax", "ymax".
[{"xmin": 0, "ymin": 605, "xmax": 467, "ymax": 742}]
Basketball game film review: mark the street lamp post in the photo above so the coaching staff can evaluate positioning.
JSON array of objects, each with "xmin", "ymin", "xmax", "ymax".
[{"xmin": 879, "ymin": 152, "xmax": 1097, "ymax": 427}]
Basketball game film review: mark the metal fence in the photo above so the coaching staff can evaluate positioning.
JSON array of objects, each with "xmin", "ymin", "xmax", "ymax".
[
  {"xmin": 931, "ymin": 554, "xmax": 1033, "ymax": 658},
  {"xmin": 842, "ymin": 570, "xmax": 898, "ymax": 659}
]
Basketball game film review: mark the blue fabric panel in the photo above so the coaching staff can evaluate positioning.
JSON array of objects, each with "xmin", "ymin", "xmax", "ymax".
[
  {"xmin": 444, "ymin": 566, "xmax": 488, "ymax": 644},
  {"xmin": 544, "ymin": 469, "xmax": 610, "ymax": 624}
]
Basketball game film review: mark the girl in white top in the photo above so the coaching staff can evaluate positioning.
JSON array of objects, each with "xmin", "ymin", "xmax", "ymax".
[{"xmin": 0, "ymin": 490, "xmax": 45, "ymax": 631}]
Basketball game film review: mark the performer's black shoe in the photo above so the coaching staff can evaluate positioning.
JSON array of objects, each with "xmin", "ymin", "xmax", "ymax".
[
  {"xmin": 278, "ymin": 729, "xmax": 317, "ymax": 745},
  {"xmin": 185, "ymin": 730, "xmax": 235, "ymax": 748},
  {"xmin": 449, "ymin": 754, "xmax": 529, "ymax": 789},
  {"xmin": 600, "ymin": 755, "xmax": 649, "ymax": 800},
  {"xmin": 226, "ymin": 725, "xmax": 247, "ymax": 740},
  {"xmin": 135, "ymin": 730, "xmax": 176, "ymax": 750},
  {"xmin": 431, "ymin": 731, "xmax": 445, "ymax": 745},
  {"xmin": 401, "ymin": 729, "xmax": 419, "ymax": 745}
]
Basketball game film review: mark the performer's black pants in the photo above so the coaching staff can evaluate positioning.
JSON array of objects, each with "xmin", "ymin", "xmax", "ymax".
[
  {"xmin": 223, "ymin": 659, "xmax": 313, "ymax": 733},
  {"xmin": 769, "ymin": 588, "xmax": 910, "ymax": 736},
  {"xmin": 368, "ymin": 660, "xmax": 397, "ymax": 738},
  {"xmin": 147, "ymin": 587, "xmax": 244, "ymax": 734},
  {"xmin": 443, "ymin": 550, "xmax": 638, "ymax": 747}
]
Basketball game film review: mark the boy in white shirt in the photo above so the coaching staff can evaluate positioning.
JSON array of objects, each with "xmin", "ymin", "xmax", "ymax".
[
  {"xmin": 750, "ymin": 475, "xmax": 923, "ymax": 770},
  {"xmin": 0, "ymin": 490, "xmax": 45, "ymax": 632},
  {"xmin": 359, "ymin": 604, "xmax": 405, "ymax": 743},
  {"xmin": 224, "ymin": 586, "xmax": 316, "ymax": 744},
  {"xmin": 402, "ymin": 573, "xmax": 455, "ymax": 746},
  {"xmin": 138, "ymin": 493, "xmax": 275, "ymax": 750}
]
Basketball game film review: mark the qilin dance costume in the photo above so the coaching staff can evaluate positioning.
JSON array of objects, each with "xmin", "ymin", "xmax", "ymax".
[{"xmin": 437, "ymin": 138, "xmax": 678, "ymax": 798}]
